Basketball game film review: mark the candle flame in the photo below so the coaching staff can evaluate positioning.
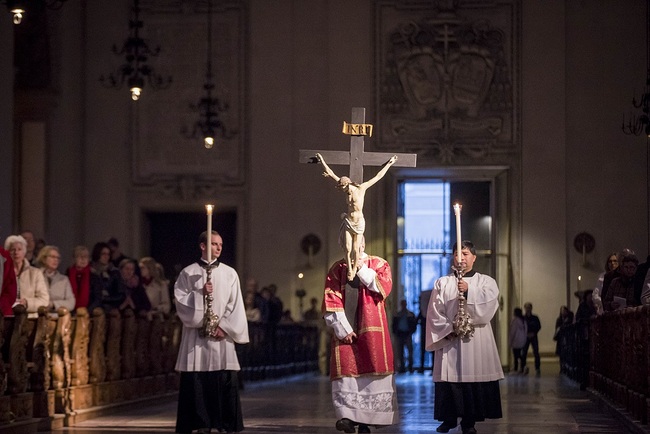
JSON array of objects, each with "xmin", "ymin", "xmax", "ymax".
[{"xmin": 206, "ymin": 204, "xmax": 214, "ymax": 214}]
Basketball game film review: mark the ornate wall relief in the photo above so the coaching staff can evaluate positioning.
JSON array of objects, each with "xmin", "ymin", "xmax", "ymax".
[
  {"xmin": 375, "ymin": 0, "xmax": 520, "ymax": 164},
  {"xmin": 131, "ymin": 1, "xmax": 247, "ymax": 190}
]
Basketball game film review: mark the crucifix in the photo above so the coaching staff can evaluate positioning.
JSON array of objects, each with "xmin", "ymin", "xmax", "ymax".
[
  {"xmin": 299, "ymin": 107, "xmax": 417, "ymax": 280},
  {"xmin": 299, "ymin": 107, "xmax": 417, "ymax": 182}
]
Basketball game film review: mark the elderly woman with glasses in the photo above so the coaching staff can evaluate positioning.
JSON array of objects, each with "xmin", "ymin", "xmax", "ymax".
[
  {"xmin": 4, "ymin": 235, "xmax": 49, "ymax": 318},
  {"xmin": 36, "ymin": 245, "xmax": 76, "ymax": 314}
]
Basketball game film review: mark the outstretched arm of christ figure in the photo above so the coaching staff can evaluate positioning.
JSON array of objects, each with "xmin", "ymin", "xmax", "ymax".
[
  {"xmin": 316, "ymin": 153, "xmax": 341, "ymax": 183},
  {"xmin": 360, "ymin": 155, "xmax": 398, "ymax": 189}
]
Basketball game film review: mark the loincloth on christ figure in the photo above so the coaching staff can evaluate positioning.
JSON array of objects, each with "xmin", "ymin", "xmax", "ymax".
[{"xmin": 339, "ymin": 213, "xmax": 366, "ymax": 243}]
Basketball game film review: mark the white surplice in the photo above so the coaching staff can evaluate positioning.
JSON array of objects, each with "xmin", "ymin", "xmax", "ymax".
[
  {"xmin": 174, "ymin": 260, "xmax": 249, "ymax": 372},
  {"xmin": 425, "ymin": 272, "xmax": 504, "ymax": 383}
]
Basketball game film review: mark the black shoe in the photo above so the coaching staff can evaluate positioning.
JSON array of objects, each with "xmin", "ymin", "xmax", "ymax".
[
  {"xmin": 462, "ymin": 428, "xmax": 477, "ymax": 434},
  {"xmin": 436, "ymin": 421, "xmax": 457, "ymax": 433},
  {"xmin": 358, "ymin": 424, "xmax": 371, "ymax": 433},
  {"xmin": 336, "ymin": 418, "xmax": 356, "ymax": 433}
]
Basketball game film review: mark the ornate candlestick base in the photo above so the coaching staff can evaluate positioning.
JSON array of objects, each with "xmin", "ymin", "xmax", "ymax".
[
  {"xmin": 452, "ymin": 264, "xmax": 475, "ymax": 341},
  {"xmin": 199, "ymin": 262, "xmax": 220, "ymax": 339}
]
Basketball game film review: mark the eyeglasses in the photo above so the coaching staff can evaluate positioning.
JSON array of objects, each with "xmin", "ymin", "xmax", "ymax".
[{"xmin": 48, "ymin": 255, "xmax": 61, "ymax": 259}]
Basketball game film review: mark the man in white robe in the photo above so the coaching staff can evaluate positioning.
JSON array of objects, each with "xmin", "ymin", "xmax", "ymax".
[
  {"xmin": 426, "ymin": 240, "xmax": 503, "ymax": 434},
  {"xmin": 175, "ymin": 230, "xmax": 249, "ymax": 434}
]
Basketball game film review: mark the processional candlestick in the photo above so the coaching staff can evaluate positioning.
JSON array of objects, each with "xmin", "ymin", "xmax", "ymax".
[{"xmin": 452, "ymin": 203, "xmax": 474, "ymax": 341}]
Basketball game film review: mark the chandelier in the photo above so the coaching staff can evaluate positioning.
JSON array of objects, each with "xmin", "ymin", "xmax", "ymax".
[
  {"xmin": 182, "ymin": 0, "xmax": 235, "ymax": 149},
  {"xmin": 622, "ymin": 0, "xmax": 650, "ymax": 137},
  {"xmin": 100, "ymin": 0, "xmax": 171, "ymax": 101},
  {"xmin": 3, "ymin": 0, "xmax": 66, "ymax": 24}
]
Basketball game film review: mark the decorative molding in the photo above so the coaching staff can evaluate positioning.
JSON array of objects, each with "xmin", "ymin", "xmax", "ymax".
[
  {"xmin": 131, "ymin": 1, "xmax": 247, "ymax": 186},
  {"xmin": 155, "ymin": 175, "xmax": 219, "ymax": 200},
  {"xmin": 375, "ymin": 0, "xmax": 520, "ymax": 164}
]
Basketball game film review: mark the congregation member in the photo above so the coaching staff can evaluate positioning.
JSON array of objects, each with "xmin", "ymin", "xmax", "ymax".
[
  {"xmin": 244, "ymin": 277, "xmax": 268, "ymax": 323},
  {"xmin": 592, "ymin": 252, "xmax": 618, "ymax": 314},
  {"xmin": 37, "ymin": 245, "xmax": 76, "ymax": 313},
  {"xmin": 108, "ymin": 237, "xmax": 130, "ymax": 268},
  {"xmin": 604, "ymin": 252, "xmax": 639, "ymax": 311},
  {"xmin": 4, "ymin": 235, "xmax": 49, "ymax": 318},
  {"xmin": 322, "ymin": 236, "xmax": 398, "ymax": 434},
  {"xmin": 575, "ymin": 289, "xmax": 597, "ymax": 390},
  {"xmin": 522, "ymin": 302, "xmax": 541, "ymax": 375},
  {"xmin": 20, "ymin": 230, "xmax": 37, "ymax": 264},
  {"xmin": 174, "ymin": 230, "xmax": 249, "ymax": 434},
  {"xmin": 426, "ymin": 240, "xmax": 503, "ymax": 434},
  {"xmin": 139, "ymin": 256, "xmax": 171, "ymax": 316},
  {"xmin": 0, "ymin": 246, "xmax": 17, "ymax": 315},
  {"xmin": 91, "ymin": 241, "xmax": 117, "ymax": 296},
  {"xmin": 107, "ymin": 258, "xmax": 151, "ymax": 313},
  {"xmin": 261, "ymin": 284, "xmax": 283, "ymax": 325},
  {"xmin": 634, "ymin": 254, "xmax": 650, "ymax": 305},
  {"xmin": 244, "ymin": 290, "xmax": 262, "ymax": 322},
  {"xmin": 641, "ymin": 266, "xmax": 650, "ymax": 305},
  {"xmin": 302, "ymin": 296, "xmax": 321, "ymax": 323},
  {"xmin": 508, "ymin": 307, "xmax": 527, "ymax": 374},
  {"xmin": 600, "ymin": 248, "xmax": 634, "ymax": 304},
  {"xmin": 392, "ymin": 299, "xmax": 417, "ymax": 374},
  {"xmin": 67, "ymin": 245, "xmax": 104, "ymax": 312},
  {"xmin": 553, "ymin": 305, "xmax": 573, "ymax": 371}
]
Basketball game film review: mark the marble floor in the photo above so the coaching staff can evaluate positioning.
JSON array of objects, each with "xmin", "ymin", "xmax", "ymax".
[{"xmin": 47, "ymin": 361, "xmax": 640, "ymax": 434}]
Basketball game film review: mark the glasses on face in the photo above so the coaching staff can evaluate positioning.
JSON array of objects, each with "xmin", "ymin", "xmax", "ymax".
[{"xmin": 48, "ymin": 255, "xmax": 61, "ymax": 260}]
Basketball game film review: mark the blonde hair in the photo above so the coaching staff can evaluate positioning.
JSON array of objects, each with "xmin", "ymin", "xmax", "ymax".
[
  {"xmin": 73, "ymin": 245, "xmax": 90, "ymax": 258},
  {"xmin": 139, "ymin": 256, "xmax": 168, "ymax": 283},
  {"xmin": 36, "ymin": 245, "xmax": 60, "ymax": 268}
]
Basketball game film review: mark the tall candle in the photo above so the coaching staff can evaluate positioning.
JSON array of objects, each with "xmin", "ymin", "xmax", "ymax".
[
  {"xmin": 453, "ymin": 203, "xmax": 462, "ymax": 263},
  {"xmin": 206, "ymin": 204, "xmax": 214, "ymax": 263},
  {"xmin": 577, "ymin": 275, "xmax": 582, "ymax": 291}
]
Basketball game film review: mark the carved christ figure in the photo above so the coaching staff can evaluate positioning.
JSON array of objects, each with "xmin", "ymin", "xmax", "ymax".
[{"xmin": 316, "ymin": 153, "xmax": 398, "ymax": 280}]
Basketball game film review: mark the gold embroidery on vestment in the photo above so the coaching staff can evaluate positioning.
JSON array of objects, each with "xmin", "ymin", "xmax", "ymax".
[{"xmin": 378, "ymin": 302, "xmax": 389, "ymax": 371}]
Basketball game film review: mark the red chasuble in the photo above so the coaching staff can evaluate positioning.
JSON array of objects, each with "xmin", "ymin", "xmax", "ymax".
[{"xmin": 324, "ymin": 256, "xmax": 394, "ymax": 380}]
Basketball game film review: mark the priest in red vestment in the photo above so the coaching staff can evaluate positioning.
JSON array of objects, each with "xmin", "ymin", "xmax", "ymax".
[{"xmin": 323, "ymin": 236, "xmax": 398, "ymax": 434}]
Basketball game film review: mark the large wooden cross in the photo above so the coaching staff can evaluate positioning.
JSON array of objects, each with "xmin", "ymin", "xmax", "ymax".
[{"xmin": 299, "ymin": 107, "xmax": 417, "ymax": 184}]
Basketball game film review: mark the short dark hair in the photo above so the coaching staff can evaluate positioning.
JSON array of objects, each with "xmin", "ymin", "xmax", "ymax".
[
  {"xmin": 452, "ymin": 240, "xmax": 476, "ymax": 255},
  {"xmin": 199, "ymin": 230, "xmax": 220, "ymax": 246},
  {"xmin": 91, "ymin": 242, "xmax": 111, "ymax": 262},
  {"xmin": 620, "ymin": 253, "xmax": 639, "ymax": 266}
]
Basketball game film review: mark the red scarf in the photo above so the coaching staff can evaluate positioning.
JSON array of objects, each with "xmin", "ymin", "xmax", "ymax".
[{"xmin": 68, "ymin": 265, "xmax": 90, "ymax": 309}]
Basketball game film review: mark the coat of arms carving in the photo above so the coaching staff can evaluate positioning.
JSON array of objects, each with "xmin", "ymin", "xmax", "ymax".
[{"xmin": 376, "ymin": 1, "xmax": 519, "ymax": 163}]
